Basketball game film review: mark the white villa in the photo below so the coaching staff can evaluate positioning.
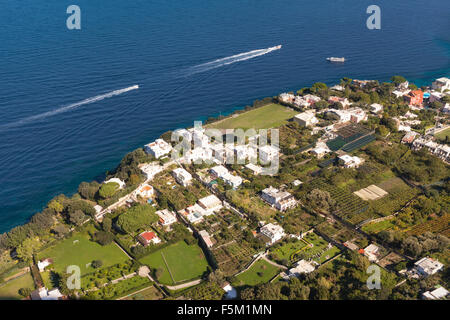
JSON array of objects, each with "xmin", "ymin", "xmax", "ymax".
[
  {"xmin": 294, "ymin": 111, "xmax": 319, "ymax": 127},
  {"xmin": 198, "ymin": 194, "xmax": 223, "ymax": 213},
  {"xmin": 210, "ymin": 165, "xmax": 242, "ymax": 189},
  {"xmin": 135, "ymin": 183, "xmax": 154, "ymax": 198},
  {"xmin": 260, "ymin": 186, "xmax": 296, "ymax": 211},
  {"xmin": 144, "ymin": 139, "xmax": 172, "ymax": 158},
  {"xmin": 414, "ymin": 257, "xmax": 444, "ymax": 277},
  {"xmin": 172, "ymin": 167, "xmax": 193, "ymax": 187},
  {"xmin": 156, "ymin": 209, "xmax": 177, "ymax": 226},
  {"xmin": 259, "ymin": 145, "xmax": 279, "ymax": 163},
  {"xmin": 260, "ymin": 223, "xmax": 286, "ymax": 245},
  {"xmin": 31, "ymin": 287, "xmax": 63, "ymax": 300},
  {"xmin": 432, "ymin": 77, "xmax": 450, "ymax": 92},
  {"xmin": 338, "ymin": 154, "xmax": 364, "ymax": 168},
  {"xmin": 370, "ymin": 103, "xmax": 383, "ymax": 114}
]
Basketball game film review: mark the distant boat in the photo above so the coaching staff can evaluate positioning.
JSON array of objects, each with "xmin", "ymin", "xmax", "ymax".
[{"xmin": 327, "ymin": 57, "xmax": 345, "ymax": 62}]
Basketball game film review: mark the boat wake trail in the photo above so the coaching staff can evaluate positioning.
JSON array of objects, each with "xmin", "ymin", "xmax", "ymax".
[
  {"xmin": 182, "ymin": 45, "xmax": 282, "ymax": 76},
  {"xmin": 0, "ymin": 85, "xmax": 139, "ymax": 131}
]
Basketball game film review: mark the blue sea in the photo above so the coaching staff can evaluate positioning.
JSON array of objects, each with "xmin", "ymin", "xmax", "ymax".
[{"xmin": 0, "ymin": 0, "xmax": 449, "ymax": 233}]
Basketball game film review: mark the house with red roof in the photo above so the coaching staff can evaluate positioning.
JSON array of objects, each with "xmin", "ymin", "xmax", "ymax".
[
  {"xmin": 138, "ymin": 231, "xmax": 161, "ymax": 246},
  {"xmin": 404, "ymin": 90, "xmax": 424, "ymax": 107}
]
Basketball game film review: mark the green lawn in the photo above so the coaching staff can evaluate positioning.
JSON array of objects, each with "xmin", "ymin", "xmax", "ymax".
[
  {"xmin": 37, "ymin": 233, "xmax": 129, "ymax": 276},
  {"xmin": 434, "ymin": 127, "xmax": 450, "ymax": 141},
  {"xmin": 294, "ymin": 233, "xmax": 339, "ymax": 263},
  {"xmin": 140, "ymin": 241, "xmax": 209, "ymax": 285},
  {"xmin": 232, "ymin": 259, "xmax": 280, "ymax": 287},
  {"xmin": 0, "ymin": 273, "xmax": 35, "ymax": 300},
  {"xmin": 207, "ymin": 104, "xmax": 298, "ymax": 130},
  {"xmin": 270, "ymin": 240, "xmax": 309, "ymax": 262},
  {"xmin": 362, "ymin": 219, "xmax": 395, "ymax": 234}
]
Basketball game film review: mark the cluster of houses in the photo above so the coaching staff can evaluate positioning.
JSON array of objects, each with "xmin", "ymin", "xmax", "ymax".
[
  {"xmin": 178, "ymin": 194, "xmax": 223, "ymax": 224},
  {"xmin": 407, "ymin": 135, "xmax": 450, "ymax": 163}
]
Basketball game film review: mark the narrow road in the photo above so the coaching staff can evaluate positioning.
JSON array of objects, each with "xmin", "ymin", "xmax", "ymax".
[{"xmin": 165, "ymin": 279, "xmax": 202, "ymax": 291}]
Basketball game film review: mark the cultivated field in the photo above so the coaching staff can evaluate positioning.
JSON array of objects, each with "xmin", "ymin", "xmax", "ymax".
[
  {"xmin": 354, "ymin": 184, "xmax": 388, "ymax": 201},
  {"xmin": 139, "ymin": 241, "xmax": 209, "ymax": 285},
  {"xmin": 207, "ymin": 104, "xmax": 297, "ymax": 130}
]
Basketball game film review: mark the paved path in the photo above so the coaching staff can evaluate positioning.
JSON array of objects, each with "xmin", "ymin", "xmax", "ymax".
[
  {"xmin": 3, "ymin": 267, "xmax": 30, "ymax": 282},
  {"xmin": 165, "ymin": 279, "xmax": 202, "ymax": 291},
  {"xmin": 261, "ymin": 255, "xmax": 288, "ymax": 270}
]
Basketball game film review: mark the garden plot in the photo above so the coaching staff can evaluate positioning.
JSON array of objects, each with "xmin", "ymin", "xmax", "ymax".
[{"xmin": 354, "ymin": 184, "xmax": 388, "ymax": 201}]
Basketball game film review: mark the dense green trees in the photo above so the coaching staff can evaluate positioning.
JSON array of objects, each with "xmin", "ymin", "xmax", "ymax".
[
  {"xmin": 98, "ymin": 182, "xmax": 120, "ymax": 199},
  {"xmin": 68, "ymin": 210, "xmax": 86, "ymax": 226},
  {"xmin": 116, "ymin": 204, "xmax": 158, "ymax": 234},
  {"xmin": 78, "ymin": 181, "xmax": 100, "ymax": 200},
  {"xmin": 306, "ymin": 189, "xmax": 336, "ymax": 213},
  {"xmin": 16, "ymin": 237, "xmax": 41, "ymax": 262},
  {"xmin": 93, "ymin": 231, "xmax": 114, "ymax": 246}
]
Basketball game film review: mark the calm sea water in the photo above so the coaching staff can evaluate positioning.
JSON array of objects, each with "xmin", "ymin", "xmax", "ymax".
[{"xmin": 0, "ymin": 0, "xmax": 449, "ymax": 233}]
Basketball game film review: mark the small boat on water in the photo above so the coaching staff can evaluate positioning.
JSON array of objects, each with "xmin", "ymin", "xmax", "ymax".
[{"xmin": 327, "ymin": 57, "xmax": 345, "ymax": 62}]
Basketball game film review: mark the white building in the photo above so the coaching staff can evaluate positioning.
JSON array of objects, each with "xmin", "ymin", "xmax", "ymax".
[
  {"xmin": 245, "ymin": 163, "xmax": 263, "ymax": 175},
  {"xmin": 135, "ymin": 184, "xmax": 154, "ymax": 198},
  {"xmin": 363, "ymin": 244, "xmax": 380, "ymax": 262},
  {"xmin": 330, "ymin": 85, "xmax": 345, "ymax": 92},
  {"xmin": 288, "ymin": 259, "xmax": 315, "ymax": 277},
  {"xmin": 338, "ymin": 154, "xmax": 364, "ymax": 168},
  {"xmin": 31, "ymin": 287, "xmax": 63, "ymax": 300},
  {"xmin": 370, "ymin": 103, "xmax": 383, "ymax": 114},
  {"xmin": 279, "ymin": 93, "xmax": 295, "ymax": 104},
  {"xmin": 310, "ymin": 142, "xmax": 331, "ymax": 158},
  {"xmin": 144, "ymin": 139, "xmax": 172, "ymax": 158},
  {"xmin": 259, "ymin": 145, "xmax": 279, "ymax": 163},
  {"xmin": 185, "ymin": 147, "xmax": 212, "ymax": 163},
  {"xmin": 210, "ymin": 165, "xmax": 242, "ymax": 189},
  {"xmin": 422, "ymin": 286, "xmax": 449, "ymax": 300},
  {"xmin": 328, "ymin": 96, "xmax": 351, "ymax": 109},
  {"xmin": 294, "ymin": 111, "xmax": 319, "ymax": 127},
  {"xmin": 293, "ymin": 96, "xmax": 311, "ymax": 108},
  {"xmin": 260, "ymin": 223, "xmax": 285, "ymax": 245},
  {"xmin": 37, "ymin": 259, "xmax": 52, "ymax": 272},
  {"xmin": 173, "ymin": 128, "xmax": 192, "ymax": 142},
  {"xmin": 178, "ymin": 205, "xmax": 205, "ymax": 224},
  {"xmin": 412, "ymin": 137, "xmax": 450, "ymax": 162},
  {"xmin": 172, "ymin": 167, "xmax": 193, "ymax": 187},
  {"xmin": 156, "ymin": 209, "xmax": 177, "ymax": 226},
  {"xmin": 432, "ymin": 77, "xmax": 450, "ymax": 92},
  {"xmin": 260, "ymin": 186, "xmax": 296, "ymax": 211},
  {"xmin": 198, "ymin": 194, "xmax": 223, "ymax": 213},
  {"xmin": 139, "ymin": 163, "xmax": 164, "ymax": 180},
  {"xmin": 442, "ymin": 103, "xmax": 450, "ymax": 114},
  {"xmin": 199, "ymin": 230, "xmax": 214, "ymax": 248},
  {"xmin": 414, "ymin": 257, "xmax": 444, "ymax": 277},
  {"xmin": 429, "ymin": 91, "xmax": 445, "ymax": 103}
]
